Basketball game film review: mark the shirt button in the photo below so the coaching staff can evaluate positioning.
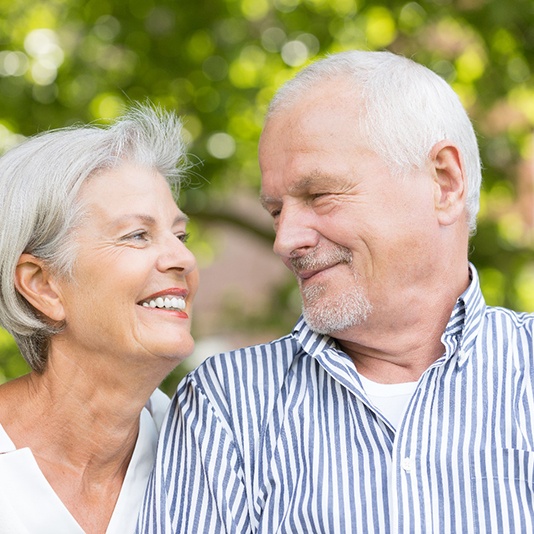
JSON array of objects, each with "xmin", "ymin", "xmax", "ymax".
[{"xmin": 401, "ymin": 457, "xmax": 413, "ymax": 472}]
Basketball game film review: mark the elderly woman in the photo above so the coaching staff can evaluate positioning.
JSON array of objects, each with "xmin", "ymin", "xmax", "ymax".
[{"xmin": 0, "ymin": 104, "xmax": 198, "ymax": 533}]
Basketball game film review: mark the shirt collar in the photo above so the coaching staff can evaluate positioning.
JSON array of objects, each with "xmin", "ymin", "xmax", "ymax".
[
  {"xmin": 292, "ymin": 262, "xmax": 487, "ymax": 368},
  {"xmin": 293, "ymin": 316, "xmax": 365, "ymax": 402},
  {"xmin": 445, "ymin": 262, "xmax": 487, "ymax": 366},
  {"xmin": 293, "ymin": 315, "xmax": 337, "ymax": 356}
]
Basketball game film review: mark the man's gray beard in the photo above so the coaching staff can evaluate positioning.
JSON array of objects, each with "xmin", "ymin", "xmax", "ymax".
[
  {"xmin": 291, "ymin": 246, "xmax": 373, "ymax": 335},
  {"xmin": 301, "ymin": 282, "xmax": 372, "ymax": 335}
]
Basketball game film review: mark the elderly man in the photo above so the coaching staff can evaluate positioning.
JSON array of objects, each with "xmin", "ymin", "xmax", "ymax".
[{"xmin": 139, "ymin": 51, "xmax": 534, "ymax": 533}]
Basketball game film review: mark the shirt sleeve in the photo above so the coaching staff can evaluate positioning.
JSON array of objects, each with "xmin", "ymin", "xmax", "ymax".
[{"xmin": 137, "ymin": 373, "xmax": 252, "ymax": 533}]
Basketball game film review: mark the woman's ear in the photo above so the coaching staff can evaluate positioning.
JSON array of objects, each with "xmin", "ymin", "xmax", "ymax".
[
  {"xmin": 430, "ymin": 141, "xmax": 467, "ymax": 227},
  {"xmin": 15, "ymin": 254, "xmax": 66, "ymax": 322}
]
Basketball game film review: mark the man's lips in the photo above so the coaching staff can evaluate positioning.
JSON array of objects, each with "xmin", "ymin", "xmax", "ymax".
[
  {"xmin": 296, "ymin": 268, "xmax": 324, "ymax": 280},
  {"xmin": 289, "ymin": 246, "xmax": 353, "ymax": 281},
  {"xmin": 294, "ymin": 265, "xmax": 338, "ymax": 281}
]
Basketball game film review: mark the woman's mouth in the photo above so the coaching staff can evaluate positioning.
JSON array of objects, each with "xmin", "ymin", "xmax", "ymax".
[{"xmin": 138, "ymin": 295, "xmax": 186, "ymax": 311}]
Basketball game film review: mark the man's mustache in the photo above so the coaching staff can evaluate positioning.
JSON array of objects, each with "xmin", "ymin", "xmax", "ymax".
[{"xmin": 289, "ymin": 246, "xmax": 353, "ymax": 273}]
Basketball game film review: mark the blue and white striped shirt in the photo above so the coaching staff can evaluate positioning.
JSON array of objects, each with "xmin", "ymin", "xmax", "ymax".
[{"xmin": 139, "ymin": 266, "xmax": 534, "ymax": 533}]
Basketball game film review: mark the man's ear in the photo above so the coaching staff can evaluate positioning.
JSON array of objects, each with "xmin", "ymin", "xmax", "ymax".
[
  {"xmin": 430, "ymin": 141, "xmax": 467, "ymax": 227},
  {"xmin": 15, "ymin": 254, "xmax": 66, "ymax": 322}
]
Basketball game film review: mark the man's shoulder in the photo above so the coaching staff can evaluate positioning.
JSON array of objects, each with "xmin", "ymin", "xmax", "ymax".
[
  {"xmin": 485, "ymin": 305, "xmax": 534, "ymax": 332},
  {"xmin": 173, "ymin": 332, "xmax": 307, "ymax": 430},
  {"xmin": 480, "ymin": 306, "xmax": 534, "ymax": 364},
  {"xmin": 185, "ymin": 331, "xmax": 304, "ymax": 393}
]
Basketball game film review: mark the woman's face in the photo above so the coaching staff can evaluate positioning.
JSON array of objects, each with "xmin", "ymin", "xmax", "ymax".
[{"xmin": 54, "ymin": 162, "xmax": 199, "ymax": 368}]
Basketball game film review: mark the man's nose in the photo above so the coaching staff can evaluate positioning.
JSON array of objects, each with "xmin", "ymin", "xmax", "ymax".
[{"xmin": 273, "ymin": 204, "xmax": 319, "ymax": 259}]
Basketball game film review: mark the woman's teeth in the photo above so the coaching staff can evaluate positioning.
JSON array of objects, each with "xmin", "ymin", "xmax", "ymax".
[{"xmin": 142, "ymin": 296, "xmax": 186, "ymax": 310}]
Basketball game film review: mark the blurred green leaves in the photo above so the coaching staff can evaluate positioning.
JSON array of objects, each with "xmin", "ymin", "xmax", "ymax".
[{"xmin": 0, "ymin": 329, "xmax": 28, "ymax": 383}]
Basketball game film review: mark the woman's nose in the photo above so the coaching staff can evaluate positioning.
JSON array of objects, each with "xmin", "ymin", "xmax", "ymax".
[{"xmin": 157, "ymin": 234, "xmax": 197, "ymax": 275}]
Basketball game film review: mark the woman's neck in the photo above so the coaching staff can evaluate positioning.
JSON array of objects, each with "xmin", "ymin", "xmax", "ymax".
[{"xmin": 0, "ymin": 344, "xmax": 170, "ymax": 533}]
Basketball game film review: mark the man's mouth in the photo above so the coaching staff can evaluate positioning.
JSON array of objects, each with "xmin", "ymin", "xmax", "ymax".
[
  {"xmin": 289, "ymin": 246, "xmax": 353, "ymax": 280},
  {"xmin": 296, "ymin": 268, "xmax": 330, "ymax": 281}
]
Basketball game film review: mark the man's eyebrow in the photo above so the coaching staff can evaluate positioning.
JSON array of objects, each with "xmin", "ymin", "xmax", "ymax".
[
  {"xmin": 259, "ymin": 193, "xmax": 278, "ymax": 208},
  {"xmin": 260, "ymin": 172, "xmax": 334, "ymax": 206},
  {"xmin": 290, "ymin": 171, "xmax": 345, "ymax": 192}
]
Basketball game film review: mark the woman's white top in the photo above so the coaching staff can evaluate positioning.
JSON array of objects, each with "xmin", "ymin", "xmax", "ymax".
[
  {"xmin": 359, "ymin": 374, "xmax": 418, "ymax": 429},
  {"xmin": 0, "ymin": 389, "xmax": 170, "ymax": 534}
]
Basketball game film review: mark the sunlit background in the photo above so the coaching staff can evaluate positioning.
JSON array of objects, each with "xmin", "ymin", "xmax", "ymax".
[{"xmin": 0, "ymin": 0, "xmax": 533, "ymax": 394}]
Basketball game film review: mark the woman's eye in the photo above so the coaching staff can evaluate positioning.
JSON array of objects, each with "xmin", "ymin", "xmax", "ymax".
[
  {"xmin": 177, "ymin": 232, "xmax": 190, "ymax": 244},
  {"xmin": 125, "ymin": 231, "xmax": 149, "ymax": 242}
]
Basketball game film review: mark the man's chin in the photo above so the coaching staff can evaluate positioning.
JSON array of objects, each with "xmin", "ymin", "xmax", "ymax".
[
  {"xmin": 302, "ymin": 297, "xmax": 372, "ymax": 335},
  {"xmin": 302, "ymin": 308, "xmax": 351, "ymax": 335}
]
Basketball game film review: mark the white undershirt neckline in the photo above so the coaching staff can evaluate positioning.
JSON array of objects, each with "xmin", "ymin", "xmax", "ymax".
[{"xmin": 358, "ymin": 374, "xmax": 418, "ymax": 429}]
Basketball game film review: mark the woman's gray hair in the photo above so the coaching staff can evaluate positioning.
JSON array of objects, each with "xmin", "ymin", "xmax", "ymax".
[
  {"xmin": 0, "ymin": 103, "xmax": 188, "ymax": 372},
  {"xmin": 267, "ymin": 50, "xmax": 482, "ymax": 235}
]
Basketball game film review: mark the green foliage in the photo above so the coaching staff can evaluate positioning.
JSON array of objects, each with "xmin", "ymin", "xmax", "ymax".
[
  {"xmin": 0, "ymin": 0, "xmax": 533, "ymax": 392},
  {"xmin": 0, "ymin": 329, "xmax": 29, "ymax": 383}
]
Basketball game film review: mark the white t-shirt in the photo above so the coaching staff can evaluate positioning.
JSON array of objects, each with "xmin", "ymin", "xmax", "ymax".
[
  {"xmin": 0, "ymin": 389, "xmax": 170, "ymax": 534},
  {"xmin": 359, "ymin": 374, "xmax": 418, "ymax": 429}
]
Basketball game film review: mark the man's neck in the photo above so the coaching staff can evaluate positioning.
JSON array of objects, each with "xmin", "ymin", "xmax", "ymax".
[{"xmin": 336, "ymin": 265, "xmax": 471, "ymax": 384}]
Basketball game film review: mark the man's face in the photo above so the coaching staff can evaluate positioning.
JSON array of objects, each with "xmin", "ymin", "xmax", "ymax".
[{"xmin": 259, "ymin": 81, "xmax": 440, "ymax": 338}]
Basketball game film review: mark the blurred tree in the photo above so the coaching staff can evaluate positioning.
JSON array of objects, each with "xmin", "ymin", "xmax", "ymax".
[{"xmin": 0, "ymin": 0, "xmax": 533, "ymax": 394}]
